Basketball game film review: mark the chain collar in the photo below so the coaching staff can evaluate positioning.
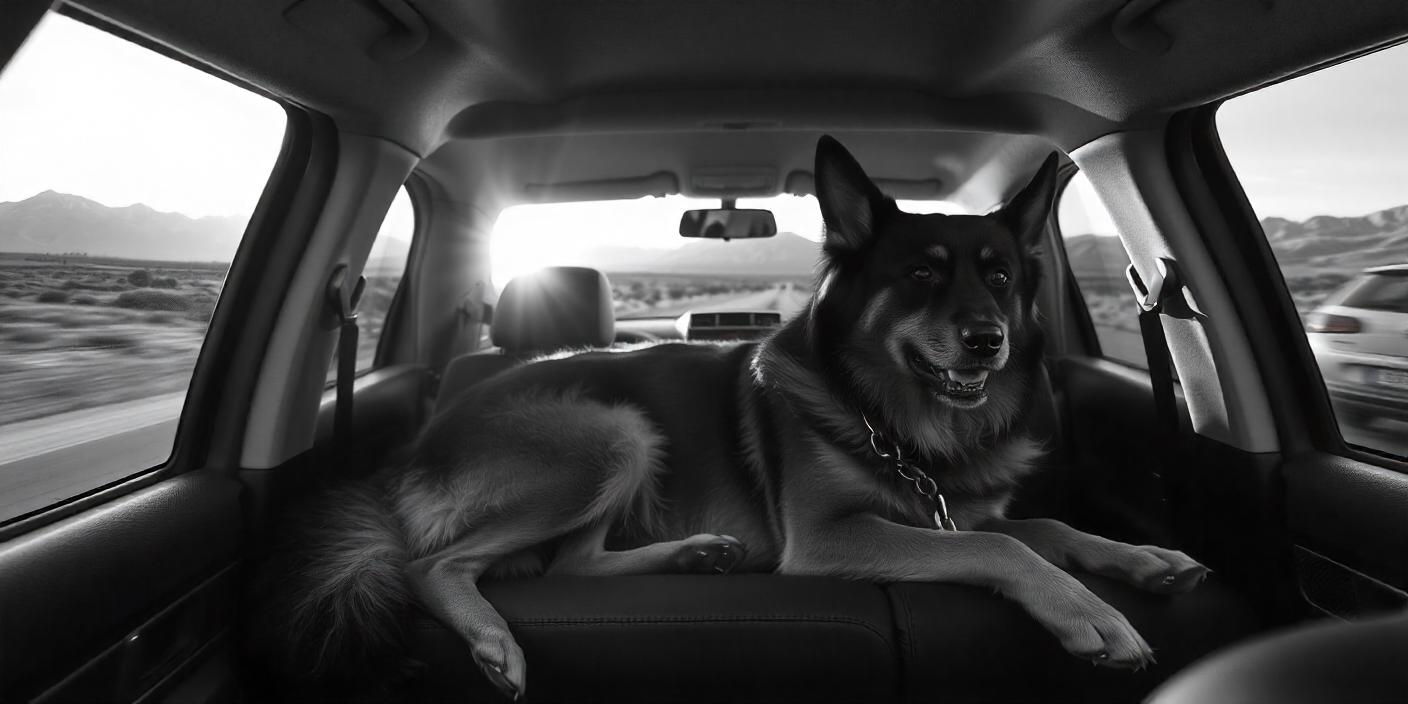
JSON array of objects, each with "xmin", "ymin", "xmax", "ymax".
[{"xmin": 862, "ymin": 413, "xmax": 958, "ymax": 531}]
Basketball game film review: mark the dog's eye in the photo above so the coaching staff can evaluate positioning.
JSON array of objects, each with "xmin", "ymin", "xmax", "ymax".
[
  {"xmin": 987, "ymin": 270, "xmax": 1011, "ymax": 287},
  {"xmin": 908, "ymin": 265, "xmax": 934, "ymax": 281}
]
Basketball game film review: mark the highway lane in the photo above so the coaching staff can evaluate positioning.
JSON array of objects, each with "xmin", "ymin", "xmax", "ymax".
[
  {"xmin": 640, "ymin": 283, "xmax": 813, "ymax": 319},
  {"xmin": 0, "ymin": 395, "xmax": 182, "ymax": 521}
]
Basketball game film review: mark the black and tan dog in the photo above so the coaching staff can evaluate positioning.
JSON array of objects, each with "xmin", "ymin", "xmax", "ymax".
[{"xmin": 259, "ymin": 136, "xmax": 1207, "ymax": 699}]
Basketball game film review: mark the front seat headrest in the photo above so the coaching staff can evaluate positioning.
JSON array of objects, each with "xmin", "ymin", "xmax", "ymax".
[{"xmin": 491, "ymin": 266, "xmax": 615, "ymax": 354}]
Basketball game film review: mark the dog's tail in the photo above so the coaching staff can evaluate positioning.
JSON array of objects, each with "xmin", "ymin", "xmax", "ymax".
[{"xmin": 246, "ymin": 474, "xmax": 414, "ymax": 690}]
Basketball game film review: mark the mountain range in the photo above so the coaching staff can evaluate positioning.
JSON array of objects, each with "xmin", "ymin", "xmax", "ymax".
[
  {"xmin": 3, "ymin": 191, "xmax": 1406, "ymax": 278},
  {"xmin": 0, "ymin": 191, "xmax": 248, "ymax": 262},
  {"xmin": 578, "ymin": 233, "xmax": 823, "ymax": 277},
  {"xmin": 1064, "ymin": 203, "xmax": 1408, "ymax": 282}
]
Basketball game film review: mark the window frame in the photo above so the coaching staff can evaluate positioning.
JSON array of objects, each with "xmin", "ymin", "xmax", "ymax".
[
  {"xmin": 0, "ymin": 7, "xmax": 324, "ymax": 536},
  {"xmin": 1172, "ymin": 80, "xmax": 1408, "ymax": 472},
  {"xmin": 319, "ymin": 177, "xmax": 423, "ymax": 390},
  {"xmin": 369, "ymin": 176, "xmax": 425, "ymax": 372},
  {"xmin": 1052, "ymin": 169, "xmax": 1154, "ymax": 371}
]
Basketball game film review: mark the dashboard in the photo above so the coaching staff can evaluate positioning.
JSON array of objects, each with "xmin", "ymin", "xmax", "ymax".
[{"xmin": 614, "ymin": 310, "xmax": 783, "ymax": 343}]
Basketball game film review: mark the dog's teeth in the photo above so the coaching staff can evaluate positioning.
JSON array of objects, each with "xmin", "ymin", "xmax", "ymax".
[{"xmin": 945, "ymin": 369, "xmax": 989, "ymax": 384}]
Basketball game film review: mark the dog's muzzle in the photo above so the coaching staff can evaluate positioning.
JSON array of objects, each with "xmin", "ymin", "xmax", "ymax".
[{"xmin": 906, "ymin": 351, "xmax": 992, "ymax": 407}]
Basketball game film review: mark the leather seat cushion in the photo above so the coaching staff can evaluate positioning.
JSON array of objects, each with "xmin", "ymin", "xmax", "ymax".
[
  {"xmin": 403, "ymin": 573, "xmax": 1258, "ymax": 703},
  {"xmin": 887, "ymin": 573, "xmax": 1261, "ymax": 704},
  {"xmin": 405, "ymin": 575, "xmax": 898, "ymax": 703},
  {"xmin": 433, "ymin": 354, "xmax": 522, "ymax": 415}
]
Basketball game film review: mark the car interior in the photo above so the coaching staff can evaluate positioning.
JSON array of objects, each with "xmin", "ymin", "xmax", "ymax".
[{"xmin": 1, "ymin": 1, "xmax": 1406, "ymax": 702}]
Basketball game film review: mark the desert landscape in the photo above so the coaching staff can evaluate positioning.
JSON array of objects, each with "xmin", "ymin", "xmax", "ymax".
[{"xmin": 0, "ymin": 253, "xmax": 225, "ymax": 426}]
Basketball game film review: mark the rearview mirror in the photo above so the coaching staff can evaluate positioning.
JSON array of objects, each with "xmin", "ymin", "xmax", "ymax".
[{"xmin": 679, "ymin": 209, "xmax": 777, "ymax": 239}]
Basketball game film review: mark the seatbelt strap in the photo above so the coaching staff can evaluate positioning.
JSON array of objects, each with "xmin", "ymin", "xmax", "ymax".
[
  {"xmin": 326, "ymin": 265, "xmax": 365, "ymax": 442},
  {"xmin": 1127, "ymin": 258, "xmax": 1195, "ymax": 530},
  {"xmin": 1133, "ymin": 283, "xmax": 1180, "ymax": 458}
]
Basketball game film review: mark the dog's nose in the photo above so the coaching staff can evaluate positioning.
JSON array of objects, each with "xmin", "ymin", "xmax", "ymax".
[{"xmin": 961, "ymin": 325, "xmax": 1004, "ymax": 357}]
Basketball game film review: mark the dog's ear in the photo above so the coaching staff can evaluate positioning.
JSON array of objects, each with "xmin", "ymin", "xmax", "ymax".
[
  {"xmin": 815, "ymin": 135, "xmax": 887, "ymax": 254},
  {"xmin": 997, "ymin": 152, "xmax": 1062, "ymax": 249}
]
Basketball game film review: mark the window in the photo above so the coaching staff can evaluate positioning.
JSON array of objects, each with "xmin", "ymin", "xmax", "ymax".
[
  {"xmin": 327, "ymin": 185, "xmax": 414, "ymax": 383},
  {"xmin": 1058, "ymin": 171, "xmax": 1146, "ymax": 368},
  {"xmin": 489, "ymin": 195, "xmax": 965, "ymax": 320},
  {"xmin": 0, "ymin": 14, "xmax": 285, "ymax": 522},
  {"xmin": 1219, "ymin": 41, "xmax": 1408, "ymax": 459}
]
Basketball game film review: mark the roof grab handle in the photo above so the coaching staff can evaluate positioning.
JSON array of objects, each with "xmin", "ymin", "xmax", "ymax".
[
  {"xmin": 1115, "ymin": 0, "xmax": 1278, "ymax": 55},
  {"xmin": 1112, "ymin": 0, "xmax": 1175, "ymax": 55},
  {"xmin": 369, "ymin": 0, "xmax": 428, "ymax": 63}
]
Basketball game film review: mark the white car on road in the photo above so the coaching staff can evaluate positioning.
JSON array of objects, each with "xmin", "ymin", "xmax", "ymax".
[{"xmin": 1306, "ymin": 265, "xmax": 1408, "ymax": 434}]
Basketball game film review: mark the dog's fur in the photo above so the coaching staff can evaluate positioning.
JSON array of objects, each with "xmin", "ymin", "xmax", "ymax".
[{"xmin": 252, "ymin": 136, "xmax": 1207, "ymax": 699}]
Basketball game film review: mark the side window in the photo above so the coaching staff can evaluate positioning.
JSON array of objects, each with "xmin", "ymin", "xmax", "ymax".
[
  {"xmin": 326, "ymin": 186, "xmax": 414, "ymax": 384},
  {"xmin": 1057, "ymin": 171, "xmax": 1146, "ymax": 368},
  {"xmin": 0, "ymin": 14, "xmax": 285, "ymax": 523},
  {"xmin": 1218, "ymin": 41, "xmax": 1408, "ymax": 459}
]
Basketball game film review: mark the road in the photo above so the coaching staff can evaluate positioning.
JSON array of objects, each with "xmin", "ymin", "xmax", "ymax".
[
  {"xmin": 641, "ymin": 283, "xmax": 813, "ymax": 319},
  {"xmin": 0, "ymin": 394, "xmax": 182, "ymax": 521}
]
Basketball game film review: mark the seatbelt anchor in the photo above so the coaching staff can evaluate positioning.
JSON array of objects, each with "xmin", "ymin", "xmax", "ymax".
[
  {"xmin": 326, "ymin": 264, "xmax": 366, "ymax": 325},
  {"xmin": 1126, "ymin": 257, "xmax": 1199, "ymax": 320},
  {"xmin": 326, "ymin": 264, "xmax": 366, "ymax": 443}
]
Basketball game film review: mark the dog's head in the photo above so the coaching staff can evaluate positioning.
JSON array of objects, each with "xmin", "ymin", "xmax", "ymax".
[{"xmin": 811, "ymin": 135, "xmax": 1059, "ymax": 429}]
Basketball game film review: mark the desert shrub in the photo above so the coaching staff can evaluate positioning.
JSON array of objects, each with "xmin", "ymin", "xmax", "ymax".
[
  {"xmin": 36, "ymin": 289, "xmax": 70, "ymax": 304},
  {"xmin": 81, "ymin": 333, "xmax": 139, "ymax": 349},
  {"xmin": 151, "ymin": 277, "xmax": 179, "ymax": 289},
  {"xmin": 114, "ymin": 289, "xmax": 190, "ymax": 312},
  {"xmin": 127, "ymin": 269, "xmax": 153, "ymax": 287},
  {"xmin": 185, "ymin": 297, "xmax": 219, "ymax": 322}
]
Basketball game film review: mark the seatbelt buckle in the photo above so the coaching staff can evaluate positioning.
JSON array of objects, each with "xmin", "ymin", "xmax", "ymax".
[
  {"xmin": 325, "ymin": 264, "xmax": 366, "ymax": 325},
  {"xmin": 1126, "ymin": 257, "xmax": 1199, "ymax": 320}
]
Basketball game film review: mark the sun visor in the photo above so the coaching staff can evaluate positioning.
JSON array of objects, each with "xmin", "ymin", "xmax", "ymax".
[
  {"xmin": 688, "ymin": 167, "xmax": 778, "ymax": 198},
  {"xmin": 784, "ymin": 170, "xmax": 943, "ymax": 200},
  {"xmin": 520, "ymin": 171, "xmax": 679, "ymax": 203}
]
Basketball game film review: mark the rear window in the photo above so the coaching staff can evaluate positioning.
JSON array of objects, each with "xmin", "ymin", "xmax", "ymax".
[
  {"xmin": 1336, "ymin": 272, "xmax": 1408, "ymax": 314},
  {"xmin": 0, "ymin": 14, "xmax": 284, "ymax": 522}
]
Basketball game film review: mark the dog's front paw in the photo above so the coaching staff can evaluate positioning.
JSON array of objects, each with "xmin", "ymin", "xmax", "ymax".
[
  {"xmin": 470, "ymin": 630, "xmax": 527, "ymax": 701},
  {"xmin": 675, "ymin": 534, "xmax": 748, "ymax": 574},
  {"xmin": 1017, "ymin": 576, "xmax": 1155, "ymax": 670},
  {"xmin": 1116, "ymin": 545, "xmax": 1210, "ymax": 595}
]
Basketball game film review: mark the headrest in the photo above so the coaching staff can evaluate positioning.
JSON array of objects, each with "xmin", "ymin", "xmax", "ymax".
[{"xmin": 491, "ymin": 266, "xmax": 615, "ymax": 354}]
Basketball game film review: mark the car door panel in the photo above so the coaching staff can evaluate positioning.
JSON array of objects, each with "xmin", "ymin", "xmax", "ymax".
[
  {"xmin": 1054, "ymin": 356, "xmax": 1297, "ymax": 621},
  {"xmin": 1053, "ymin": 356, "xmax": 1179, "ymax": 547},
  {"xmin": 1284, "ymin": 453, "xmax": 1408, "ymax": 617},
  {"xmin": 0, "ymin": 473, "xmax": 242, "ymax": 701}
]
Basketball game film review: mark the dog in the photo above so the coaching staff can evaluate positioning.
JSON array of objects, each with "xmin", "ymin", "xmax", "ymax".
[{"xmin": 253, "ymin": 136, "xmax": 1208, "ymax": 700}]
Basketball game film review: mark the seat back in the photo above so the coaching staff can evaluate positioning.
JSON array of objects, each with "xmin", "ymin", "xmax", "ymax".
[{"xmin": 434, "ymin": 267, "xmax": 615, "ymax": 414}]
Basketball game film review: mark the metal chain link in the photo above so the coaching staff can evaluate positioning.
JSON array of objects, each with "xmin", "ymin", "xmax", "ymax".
[{"xmin": 862, "ymin": 414, "xmax": 957, "ymax": 531}]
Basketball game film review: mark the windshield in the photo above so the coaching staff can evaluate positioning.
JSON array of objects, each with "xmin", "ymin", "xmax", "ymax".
[{"xmin": 491, "ymin": 195, "xmax": 964, "ymax": 320}]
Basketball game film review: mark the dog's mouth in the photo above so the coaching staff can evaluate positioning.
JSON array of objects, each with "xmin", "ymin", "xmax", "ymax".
[{"xmin": 906, "ymin": 351, "xmax": 991, "ymax": 407}]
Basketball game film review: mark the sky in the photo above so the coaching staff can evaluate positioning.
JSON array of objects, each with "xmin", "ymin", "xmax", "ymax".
[
  {"xmin": 1, "ymin": 13, "xmax": 1404, "ymax": 257},
  {"xmin": 0, "ymin": 14, "xmax": 286, "ymax": 218},
  {"xmin": 1217, "ymin": 41, "xmax": 1408, "ymax": 222}
]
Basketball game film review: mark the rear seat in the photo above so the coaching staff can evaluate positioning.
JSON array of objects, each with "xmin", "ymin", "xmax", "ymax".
[
  {"xmin": 434, "ymin": 266, "xmax": 615, "ymax": 415},
  {"xmin": 406, "ymin": 328, "xmax": 1260, "ymax": 702}
]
